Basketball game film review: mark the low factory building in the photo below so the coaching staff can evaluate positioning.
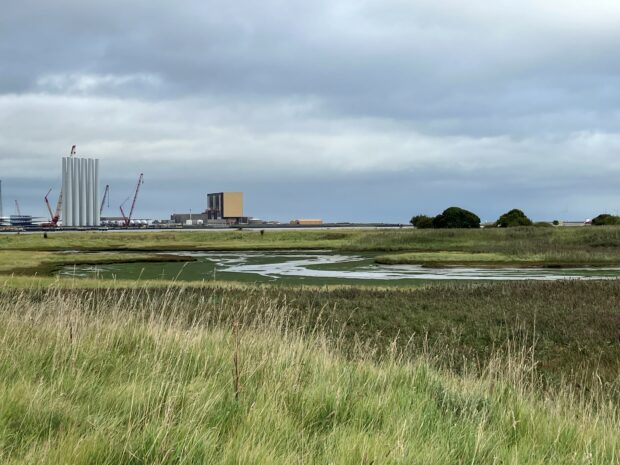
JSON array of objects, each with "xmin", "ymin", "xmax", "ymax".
[
  {"xmin": 101, "ymin": 216, "xmax": 152, "ymax": 226},
  {"xmin": 290, "ymin": 219, "xmax": 323, "ymax": 225},
  {"xmin": 171, "ymin": 192, "xmax": 248, "ymax": 225},
  {"xmin": 170, "ymin": 213, "xmax": 210, "ymax": 224}
]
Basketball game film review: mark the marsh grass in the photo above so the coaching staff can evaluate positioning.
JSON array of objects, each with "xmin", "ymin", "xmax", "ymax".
[
  {"xmin": 1, "ymin": 277, "xmax": 619, "ymax": 389},
  {"xmin": 0, "ymin": 286, "xmax": 618, "ymax": 464},
  {"xmin": 3, "ymin": 226, "xmax": 620, "ymax": 259},
  {"xmin": 0, "ymin": 250, "xmax": 193, "ymax": 277}
]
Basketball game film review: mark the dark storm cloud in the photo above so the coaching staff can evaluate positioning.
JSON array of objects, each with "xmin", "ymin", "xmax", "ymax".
[
  {"xmin": 3, "ymin": 0, "xmax": 620, "ymax": 132},
  {"xmin": 1, "ymin": 0, "xmax": 620, "ymax": 220}
]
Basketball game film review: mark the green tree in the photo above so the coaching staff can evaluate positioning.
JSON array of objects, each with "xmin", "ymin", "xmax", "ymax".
[
  {"xmin": 432, "ymin": 207, "xmax": 480, "ymax": 229},
  {"xmin": 591, "ymin": 214, "xmax": 620, "ymax": 226},
  {"xmin": 496, "ymin": 209, "xmax": 533, "ymax": 228},
  {"xmin": 410, "ymin": 215, "xmax": 434, "ymax": 229}
]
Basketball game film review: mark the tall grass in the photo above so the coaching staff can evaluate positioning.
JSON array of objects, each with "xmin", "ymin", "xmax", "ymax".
[
  {"xmin": 4, "ymin": 226, "xmax": 620, "ymax": 257},
  {"xmin": 0, "ymin": 287, "xmax": 618, "ymax": 464}
]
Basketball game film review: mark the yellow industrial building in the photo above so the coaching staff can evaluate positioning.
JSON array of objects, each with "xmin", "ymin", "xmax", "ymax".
[{"xmin": 207, "ymin": 192, "xmax": 246, "ymax": 223}]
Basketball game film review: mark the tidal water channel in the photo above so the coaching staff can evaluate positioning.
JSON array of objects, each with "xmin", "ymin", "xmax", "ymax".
[{"xmin": 58, "ymin": 251, "xmax": 620, "ymax": 286}]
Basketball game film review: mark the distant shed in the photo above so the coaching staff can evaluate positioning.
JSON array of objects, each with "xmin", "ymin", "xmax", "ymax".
[{"xmin": 290, "ymin": 219, "xmax": 323, "ymax": 225}]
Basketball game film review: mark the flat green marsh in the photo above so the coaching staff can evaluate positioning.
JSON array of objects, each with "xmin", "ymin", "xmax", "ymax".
[
  {"xmin": 0, "ymin": 250, "xmax": 192, "ymax": 276},
  {"xmin": 1, "ymin": 228, "xmax": 619, "ymax": 462},
  {"xmin": 4, "ymin": 227, "xmax": 620, "ymax": 280}
]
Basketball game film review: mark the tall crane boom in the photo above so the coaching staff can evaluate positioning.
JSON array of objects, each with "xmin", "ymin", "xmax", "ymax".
[
  {"xmin": 14, "ymin": 200, "xmax": 21, "ymax": 216},
  {"xmin": 100, "ymin": 184, "xmax": 110, "ymax": 215},
  {"xmin": 44, "ymin": 189, "xmax": 54, "ymax": 220},
  {"xmin": 128, "ymin": 174, "xmax": 143, "ymax": 223},
  {"xmin": 51, "ymin": 145, "xmax": 77, "ymax": 227},
  {"xmin": 120, "ymin": 174, "xmax": 143, "ymax": 227},
  {"xmin": 44, "ymin": 188, "xmax": 62, "ymax": 227}
]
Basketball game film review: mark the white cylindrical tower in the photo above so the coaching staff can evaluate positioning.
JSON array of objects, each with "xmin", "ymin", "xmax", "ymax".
[
  {"xmin": 62, "ymin": 158, "xmax": 68, "ymax": 226},
  {"xmin": 71, "ymin": 158, "xmax": 79, "ymax": 225},
  {"xmin": 75, "ymin": 159, "xmax": 80, "ymax": 226},
  {"xmin": 61, "ymin": 155, "xmax": 101, "ymax": 227},
  {"xmin": 66, "ymin": 157, "xmax": 74, "ymax": 226},
  {"xmin": 86, "ymin": 159, "xmax": 92, "ymax": 225},
  {"xmin": 80, "ymin": 159, "xmax": 86, "ymax": 226},
  {"xmin": 75, "ymin": 158, "xmax": 81, "ymax": 226},
  {"xmin": 84, "ymin": 158, "xmax": 93, "ymax": 226},
  {"xmin": 94, "ymin": 159, "xmax": 100, "ymax": 226}
]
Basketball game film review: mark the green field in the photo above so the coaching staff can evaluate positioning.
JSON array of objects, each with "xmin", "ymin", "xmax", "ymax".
[
  {"xmin": 0, "ymin": 228, "xmax": 619, "ymax": 463},
  {"xmin": 0, "ymin": 286, "xmax": 618, "ymax": 464}
]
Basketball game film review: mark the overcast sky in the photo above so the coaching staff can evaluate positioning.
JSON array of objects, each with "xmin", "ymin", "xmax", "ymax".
[{"xmin": 1, "ymin": 0, "xmax": 620, "ymax": 222}]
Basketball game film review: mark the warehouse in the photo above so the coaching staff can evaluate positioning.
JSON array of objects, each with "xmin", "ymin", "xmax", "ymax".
[{"xmin": 290, "ymin": 219, "xmax": 323, "ymax": 225}]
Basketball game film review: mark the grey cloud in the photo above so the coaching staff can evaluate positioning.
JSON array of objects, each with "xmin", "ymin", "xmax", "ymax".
[
  {"xmin": 4, "ymin": 1, "xmax": 620, "ymax": 123},
  {"xmin": 1, "ymin": 0, "xmax": 620, "ymax": 220}
]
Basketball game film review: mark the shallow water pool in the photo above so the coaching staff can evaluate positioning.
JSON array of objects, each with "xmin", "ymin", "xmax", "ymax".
[{"xmin": 57, "ymin": 251, "xmax": 620, "ymax": 285}]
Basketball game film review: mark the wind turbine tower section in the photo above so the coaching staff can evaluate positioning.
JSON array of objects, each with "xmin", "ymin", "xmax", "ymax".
[{"xmin": 62, "ymin": 157, "xmax": 100, "ymax": 227}]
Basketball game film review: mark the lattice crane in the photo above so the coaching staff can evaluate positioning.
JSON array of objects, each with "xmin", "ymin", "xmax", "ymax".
[
  {"xmin": 120, "ymin": 174, "xmax": 144, "ymax": 227},
  {"xmin": 45, "ymin": 145, "xmax": 76, "ymax": 227},
  {"xmin": 100, "ymin": 184, "xmax": 110, "ymax": 215}
]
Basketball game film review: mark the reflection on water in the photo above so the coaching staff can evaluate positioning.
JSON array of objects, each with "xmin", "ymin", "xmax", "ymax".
[{"xmin": 58, "ymin": 251, "xmax": 620, "ymax": 282}]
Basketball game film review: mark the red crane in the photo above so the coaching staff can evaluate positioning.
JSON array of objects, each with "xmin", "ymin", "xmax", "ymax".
[
  {"xmin": 45, "ymin": 145, "xmax": 77, "ymax": 227},
  {"xmin": 43, "ymin": 188, "xmax": 62, "ymax": 227},
  {"xmin": 120, "ymin": 174, "xmax": 143, "ymax": 227},
  {"xmin": 44, "ymin": 188, "xmax": 55, "ymax": 221}
]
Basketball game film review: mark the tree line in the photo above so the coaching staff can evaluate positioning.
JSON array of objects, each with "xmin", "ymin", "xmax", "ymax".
[{"xmin": 411, "ymin": 207, "xmax": 620, "ymax": 229}]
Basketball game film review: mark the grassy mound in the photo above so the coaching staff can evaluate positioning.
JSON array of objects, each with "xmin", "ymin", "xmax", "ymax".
[{"xmin": 0, "ymin": 289, "xmax": 618, "ymax": 464}]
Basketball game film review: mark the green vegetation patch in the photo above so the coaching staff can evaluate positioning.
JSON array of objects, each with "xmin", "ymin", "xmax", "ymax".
[
  {"xmin": 4, "ymin": 227, "xmax": 620, "ymax": 276},
  {"xmin": 0, "ymin": 228, "xmax": 615, "ymax": 255},
  {"xmin": 592, "ymin": 214, "xmax": 620, "ymax": 226},
  {"xmin": 496, "ymin": 209, "xmax": 533, "ymax": 228},
  {"xmin": 0, "ymin": 230, "xmax": 354, "ymax": 253},
  {"xmin": 375, "ymin": 251, "xmax": 515, "ymax": 266},
  {"xmin": 0, "ymin": 280, "xmax": 618, "ymax": 392},
  {"xmin": 411, "ymin": 206, "xmax": 481, "ymax": 229},
  {"xmin": 0, "ymin": 250, "xmax": 193, "ymax": 276},
  {"xmin": 0, "ymin": 288, "xmax": 617, "ymax": 464}
]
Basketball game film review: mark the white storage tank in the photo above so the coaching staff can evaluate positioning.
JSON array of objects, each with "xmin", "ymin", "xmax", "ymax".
[{"xmin": 62, "ymin": 157, "xmax": 100, "ymax": 227}]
